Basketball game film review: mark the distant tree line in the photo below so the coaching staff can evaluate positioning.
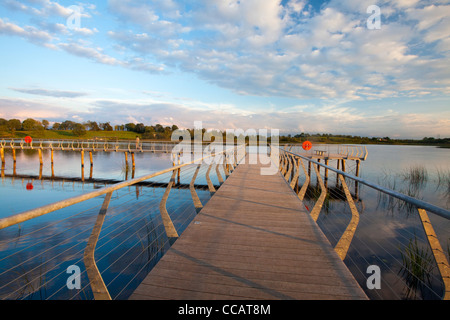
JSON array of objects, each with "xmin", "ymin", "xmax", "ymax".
[
  {"xmin": 280, "ymin": 132, "xmax": 450, "ymax": 146},
  {"xmin": 120, "ymin": 123, "xmax": 180, "ymax": 139},
  {"xmin": 1, "ymin": 118, "xmax": 449, "ymax": 145},
  {"xmin": 0, "ymin": 118, "xmax": 49, "ymax": 134},
  {"xmin": 0, "ymin": 117, "xmax": 181, "ymax": 138}
]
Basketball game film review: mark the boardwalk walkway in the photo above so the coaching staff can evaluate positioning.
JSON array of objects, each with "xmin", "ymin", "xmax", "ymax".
[{"xmin": 129, "ymin": 157, "xmax": 367, "ymax": 300}]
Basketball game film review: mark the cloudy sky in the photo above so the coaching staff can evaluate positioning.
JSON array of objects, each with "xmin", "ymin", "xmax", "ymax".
[{"xmin": 0, "ymin": 0, "xmax": 449, "ymax": 138}]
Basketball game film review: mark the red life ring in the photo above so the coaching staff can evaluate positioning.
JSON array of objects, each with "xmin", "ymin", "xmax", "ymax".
[{"xmin": 302, "ymin": 141, "xmax": 312, "ymax": 151}]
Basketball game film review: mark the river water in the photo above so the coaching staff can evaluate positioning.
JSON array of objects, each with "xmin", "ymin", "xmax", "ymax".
[{"xmin": 0, "ymin": 143, "xmax": 449, "ymax": 300}]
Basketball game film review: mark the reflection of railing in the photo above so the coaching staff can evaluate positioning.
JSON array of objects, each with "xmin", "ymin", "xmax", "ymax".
[
  {"xmin": 279, "ymin": 147, "xmax": 450, "ymax": 300},
  {"xmin": 0, "ymin": 144, "xmax": 246, "ymax": 300}
]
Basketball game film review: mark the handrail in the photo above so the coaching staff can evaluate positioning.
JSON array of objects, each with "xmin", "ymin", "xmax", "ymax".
[
  {"xmin": 0, "ymin": 145, "xmax": 245, "ymax": 230},
  {"xmin": 336, "ymin": 144, "xmax": 368, "ymax": 160},
  {"xmin": 0, "ymin": 138, "xmax": 200, "ymax": 153},
  {"xmin": 279, "ymin": 147, "xmax": 450, "ymax": 300},
  {"xmin": 282, "ymin": 148, "xmax": 450, "ymax": 220},
  {"xmin": 0, "ymin": 143, "xmax": 245, "ymax": 300}
]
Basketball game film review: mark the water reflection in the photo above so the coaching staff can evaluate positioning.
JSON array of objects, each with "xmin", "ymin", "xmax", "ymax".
[{"xmin": 399, "ymin": 235, "xmax": 436, "ymax": 299}]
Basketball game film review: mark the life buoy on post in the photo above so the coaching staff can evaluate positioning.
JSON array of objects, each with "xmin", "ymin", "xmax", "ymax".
[{"xmin": 302, "ymin": 141, "xmax": 312, "ymax": 151}]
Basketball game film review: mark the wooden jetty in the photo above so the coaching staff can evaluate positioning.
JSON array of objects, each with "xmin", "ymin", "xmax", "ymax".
[
  {"xmin": 0, "ymin": 139, "xmax": 179, "ymax": 169},
  {"xmin": 129, "ymin": 156, "xmax": 367, "ymax": 300}
]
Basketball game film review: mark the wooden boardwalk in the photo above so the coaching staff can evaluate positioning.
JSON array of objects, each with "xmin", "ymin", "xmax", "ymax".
[{"xmin": 129, "ymin": 157, "xmax": 367, "ymax": 300}]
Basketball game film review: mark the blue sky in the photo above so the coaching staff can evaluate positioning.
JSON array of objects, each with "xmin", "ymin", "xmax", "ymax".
[{"xmin": 0, "ymin": 0, "xmax": 449, "ymax": 138}]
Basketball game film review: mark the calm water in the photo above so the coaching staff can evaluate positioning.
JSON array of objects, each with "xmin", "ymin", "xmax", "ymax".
[{"xmin": 0, "ymin": 144, "xmax": 449, "ymax": 299}]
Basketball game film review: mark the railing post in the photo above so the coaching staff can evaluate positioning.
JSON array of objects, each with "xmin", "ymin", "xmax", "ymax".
[
  {"xmin": 190, "ymin": 164, "xmax": 203, "ymax": 213},
  {"xmin": 84, "ymin": 192, "xmax": 113, "ymax": 300},
  {"xmin": 284, "ymin": 153, "xmax": 293, "ymax": 182},
  {"xmin": 38, "ymin": 149, "xmax": 43, "ymax": 166},
  {"xmin": 215, "ymin": 157, "xmax": 224, "ymax": 185},
  {"xmin": 334, "ymin": 174, "xmax": 360, "ymax": 260},
  {"xmin": 177, "ymin": 152, "xmax": 181, "ymax": 185},
  {"xmin": 159, "ymin": 170, "xmax": 179, "ymax": 239},
  {"xmin": 90, "ymin": 151, "xmax": 94, "ymax": 167},
  {"xmin": 297, "ymin": 158, "xmax": 310, "ymax": 201},
  {"xmin": 290, "ymin": 156, "xmax": 299, "ymax": 190},
  {"xmin": 356, "ymin": 159, "xmax": 360, "ymax": 177},
  {"xmin": 206, "ymin": 161, "xmax": 216, "ymax": 194},
  {"xmin": 417, "ymin": 208, "xmax": 450, "ymax": 300},
  {"xmin": 310, "ymin": 164, "xmax": 326, "ymax": 222}
]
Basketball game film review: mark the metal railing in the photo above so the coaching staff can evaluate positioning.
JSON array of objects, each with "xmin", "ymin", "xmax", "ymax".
[
  {"xmin": 279, "ymin": 146, "xmax": 450, "ymax": 300},
  {"xmin": 0, "ymin": 138, "xmax": 187, "ymax": 153},
  {"xmin": 0, "ymin": 143, "xmax": 246, "ymax": 300},
  {"xmin": 285, "ymin": 143, "xmax": 369, "ymax": 160},
  {"xmin": 338, "ymin": 145, "xmax": 369, "ymax": 160}
]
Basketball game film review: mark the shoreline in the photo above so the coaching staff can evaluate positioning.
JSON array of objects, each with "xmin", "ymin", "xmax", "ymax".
[{"xmin": 1, "ymin": 130, "xmax": 449, "ymax": 148}]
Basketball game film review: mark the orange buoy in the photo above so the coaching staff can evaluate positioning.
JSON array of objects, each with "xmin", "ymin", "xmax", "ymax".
[
  {"xmin": 25, "ymin": 136, "xmax": 32, "ymax": 144},
  {"xmin": 302, "ymin": 141, "xmax": 312, "ymax": 151},
  {"xmin": 26, "ymin": 182, "xmax": 33, "ymax": 190}
]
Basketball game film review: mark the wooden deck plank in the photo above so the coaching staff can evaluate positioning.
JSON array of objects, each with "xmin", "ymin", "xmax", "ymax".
[
  {"xmin": 129, "ymin": 156, "xmax": 367, "ymax": 300},
  {"xmin": 147, "ymin": 259, "xmax": 360, "ymax": 286}
]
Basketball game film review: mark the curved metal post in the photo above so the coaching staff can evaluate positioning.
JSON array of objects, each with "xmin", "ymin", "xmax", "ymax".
[
  {"xmin": 281, "ymin": 152, "xmax": 287, "ymax": 176},
  {"xmin": 363, "ymin": 146, "xmax": 369, "ymax": 160},
  {"xmin": 284, "ymin": 153, "xmax": 293, "ymax": 182},
  {"xmin": 215, "ymin": 155, "xmax": 224, "ymax": 184},
  {"xmin": 290, "ymin": 156, "xmax": 299, "ymax": 190},
  {"xmin": 297, "ymin": 158, "xmax": 310, "ymax": 201},
  {"xmin": 310, "ymin": 164, "xmax": 327, "ymax": 222},
  {"xmin": 222, "ymin": 154, "xmax": 229, "ymax": 178},
  {"xmin": 190, "ymin": 164, "xmax": 203, "ymax": 213},
  {"xmin": 418, "ymin": 208, "xmax": 450, "ymax": 300},
  {"xmin": 83, "ymin": 192, "xmax": 113, "ymax": 300},
  {"xmin": 206, "ymin": 162, "xmax": 216, "ymax": 194},
  {"xmin": 159, "ymin": 170, "xmax": 179, "ymax": 238},
  {"xmin": 334, "ymin": 174, "xmax": 360, "ymax": 260}
]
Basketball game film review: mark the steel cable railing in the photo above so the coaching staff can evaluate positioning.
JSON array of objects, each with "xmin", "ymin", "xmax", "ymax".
[
  {"xmin": 1, "ymin": 167, "xmax": 193, "ymax": 299},
  {"xmin": 0, "ymin": 144, "xmax": 246, "ymax": 300},
  {"xmin": 1, "ymin": 165, "xmax": 230, "ymax": 300},
  {"xmin": 278, "ymin": 146, "xmax": 450, "ymax": 300},
  {"xmin": 44, "ymin": 186, "xmax": 175, "ymax": 300}
]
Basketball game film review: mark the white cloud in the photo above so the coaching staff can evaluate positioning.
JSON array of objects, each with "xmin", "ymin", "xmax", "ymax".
[
  {"xmin": 102, "ymin": 0, "xmax": 450, "ymax": 102},
  {"xmin": 1, "ymin": 91, "xmax": 449, "ymax": 138},
  {"xmin": 108, "ymin": 0, "xmax": 188, "ymax": 37},
  {"xmin": 0, "ymin": 18, "xmax": 53, "ymax": 43},
  {"xmin": 3, "ymin": 0, "xmax": 89, "ymax": 18},
  {"xmin": 3, "ymin": 0, "xmax": 449, "ymax": 102},
  {"xmin": 1, "ymin": 0, "xmax": 449, "ymax": 139},
  {"xmin": 10, "ymin": 87, "xmax": 88, "ymax": 98},
  {"xmin": 58, "ymin": 42, "xmax": 121, "ymax": 66},
  {"xmin": 0, "ymin": 98, "xmax": 73, "ymax": 120}
]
